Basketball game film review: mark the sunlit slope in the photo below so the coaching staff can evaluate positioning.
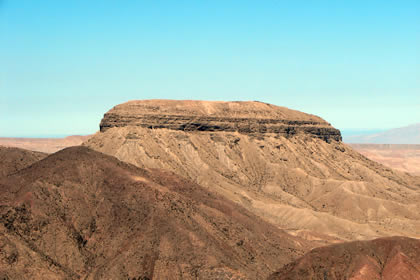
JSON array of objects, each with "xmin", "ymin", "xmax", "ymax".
[{"xmin": 84, "ymin": 100, "xmax": 420, "ymax": 241}]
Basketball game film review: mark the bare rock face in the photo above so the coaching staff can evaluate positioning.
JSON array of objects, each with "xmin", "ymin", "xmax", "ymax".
[
  {"xmin": 268, "ymin": 236, "xmax": 420, "ymax": 280},
  {"xmin": 100, "ymin": 100, "xmax": 342, "ymax": 142},
  {"xmin": 0, "ymin": 147, "xmax": 310, "ymax": 280},
  {"xmin": 85, "ymin": 100, "xmax": 420, "ymax": 242}
]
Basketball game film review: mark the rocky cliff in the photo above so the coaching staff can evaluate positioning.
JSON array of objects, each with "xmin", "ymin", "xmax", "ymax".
[
  {"xmin": 85, "ymin": 100, "xmax": 420, "ymax": 242},
  {"xmin": 100, "ymin": 100, "xmax": 342, "ymax": 142}
]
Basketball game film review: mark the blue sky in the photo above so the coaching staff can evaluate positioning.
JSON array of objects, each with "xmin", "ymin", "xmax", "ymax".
[{"xmin": 1, "ymin": 0, "xmax": 419, "ymax": 137}]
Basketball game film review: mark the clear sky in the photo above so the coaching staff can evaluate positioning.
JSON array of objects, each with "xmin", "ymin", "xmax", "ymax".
[{"xmin": 1, "ymin": 0, "xmax": 419, "ymax": 137}]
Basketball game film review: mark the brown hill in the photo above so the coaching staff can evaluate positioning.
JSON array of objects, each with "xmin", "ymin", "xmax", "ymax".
[
  {"xmin": 0, "ymin": 147, "xmax": 47, "ymax": 177},
  {"xmin": 0, "ymin": 135, "xmax": 91, "ymax": 154},
  {"xmin": 0, "ymin": 146, "xmax": 310, "ymax": 280},
  {"xmin": 268, "ymin": 236, "xmax": 420, "ymax": 280},
  {"xmin": 84, "ymin": 100, "xmax": 420, "ymax": 242}
]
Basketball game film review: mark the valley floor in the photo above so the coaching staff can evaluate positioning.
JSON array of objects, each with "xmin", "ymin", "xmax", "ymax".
[{"xmin": 349, "ymin": 144, "xmax": 420, "ymax": 176}]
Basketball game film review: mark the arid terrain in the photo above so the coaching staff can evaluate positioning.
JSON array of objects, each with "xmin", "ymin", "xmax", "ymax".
[
  {"xmin": 1, "ymin": 100, "xmax": 420, "ymax": 279},
  {"xmin": 1, "ymin": 146, "xmax": 311, "ymax": 279},
  {"xmin": 0, "ymin": 135, "xmax": 91, "ymax": 154},
  {"xmin": 0, "ymin": 147, "xmax": 47, "ymax": 177},
  {"xmin": 84, "ymin": 100, "xmax": 420, "ymax": 242},
  {"xmin": 269, "ymin": 236, "xmax": 420, "ymax": 280},
  {"xmin": 350, "ymin": 144, "xmax": 420, "ymax": 176}
]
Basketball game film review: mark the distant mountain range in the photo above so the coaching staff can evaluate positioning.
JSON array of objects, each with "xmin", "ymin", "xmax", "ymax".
[{"xmin": 344, "ymin": 123, "xmax": 420, "ymax": 144}]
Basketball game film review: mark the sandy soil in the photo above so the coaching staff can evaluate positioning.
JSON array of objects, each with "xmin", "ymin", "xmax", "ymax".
[
  {"xmin": 0, "ymin": 135, "xmax": 91, "ymax": 154},
  {"xmin": 349, "ymin": 144, "xmax": 420, "ymax": 176}
]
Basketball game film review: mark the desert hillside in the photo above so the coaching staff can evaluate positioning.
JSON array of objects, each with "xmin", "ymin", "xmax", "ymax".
[
  {"xmin": 84, "ymin": 100, "xmax": 420, "ymax": 242},
  {"xmin": 268, "ymin": 236, "xmax": 420, "ymax": 280},
  {"xmin": 0, "ymin": 147, "xmax": 47, "ymax": 177},
  {"xmin": 1, "ymin": 146, "xmax": 310, "ymax": 280}
]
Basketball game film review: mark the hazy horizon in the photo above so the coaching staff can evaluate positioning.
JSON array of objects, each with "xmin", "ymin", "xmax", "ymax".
[{"xmin": 1, "ymin": 1, "xmax": 419, "ymax": 136}]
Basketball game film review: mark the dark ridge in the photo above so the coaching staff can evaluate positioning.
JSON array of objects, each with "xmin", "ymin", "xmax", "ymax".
[
  {"xmin": 1, "ymin": 146, "xmax": 310, "ymax": 279},
  {"xmin": 0, "ymin": 146, "xmax": 47, "ymax": 177}
]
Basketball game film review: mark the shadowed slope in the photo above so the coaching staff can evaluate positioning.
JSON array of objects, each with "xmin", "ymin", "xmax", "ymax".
[
  {"xmin": 85, "ymin": 100, "xmax": 420, "ymax": 242},
  {"xmin": 0, "ymin": 146, "xmax": 309, "ymax": 280},
  {"xmin": 0, "ymin": 147, "xmax": 47, "ymax": 177},
  {"xmin": 268, "ymin": 236, "xmax": 420, "ymax": 280}
]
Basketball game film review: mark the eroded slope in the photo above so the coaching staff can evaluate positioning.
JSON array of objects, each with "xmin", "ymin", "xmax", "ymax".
[
  {"xmin": 268, "ymin": 236, "xmax": 420, "ymax": 280},
  {"xmin": 0, "ymin": 147, "xmax": 47, "ymax": 177},
  {"xmin": 0, "ymin": 147, "xmax": 309, "ymax": 280},
  {"xmin": 85, "ymin": 100, "xmax": 420, "ymax": 242}
]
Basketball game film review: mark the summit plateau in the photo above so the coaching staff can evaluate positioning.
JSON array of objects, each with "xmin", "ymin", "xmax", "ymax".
[{"xmin": 99, "ymin": 100, "xmax": 341, "ymax": 142}]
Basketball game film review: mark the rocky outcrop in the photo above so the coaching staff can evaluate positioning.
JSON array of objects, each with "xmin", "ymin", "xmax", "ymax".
[{"xmin": 99, "ymin": 100, "xmax": 342, "ymax": 142}]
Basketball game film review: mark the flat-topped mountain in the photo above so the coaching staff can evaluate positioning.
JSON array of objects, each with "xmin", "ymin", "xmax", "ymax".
[
  {"xmin": 1, "ymin": 146, "xmax": 309, "ymax": 280},
  {"xmin": 100, "ymin": 100, "xmax": 341, "ymax": 142},
  {"xmin": 85, "ymin": 100, "xmax": 420, "ymax": 242},
  {"xmin": 269, "ymin": 236, "xmax": 420, "ymax": 280}
]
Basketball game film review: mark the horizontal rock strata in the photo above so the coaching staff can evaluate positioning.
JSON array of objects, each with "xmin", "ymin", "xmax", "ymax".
[
  {"xmin": 100, "ymin": 100, "xmax": 342, "ymax": 142},
  {"xmin": 85, "ymin": 99, "xmax": 420, "ymax": 242}
]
